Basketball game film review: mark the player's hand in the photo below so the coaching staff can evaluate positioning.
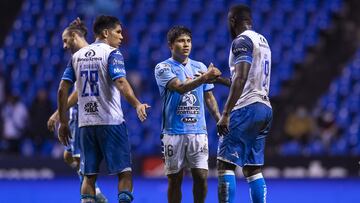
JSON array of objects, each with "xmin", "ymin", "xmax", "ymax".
[
  {"xmin": 194, "ymin": 70, "xmax": 205, "ymax": 78},
  {"xmin": 204, "ymin": 63, "xmax": 221, "ymax": 82},
  {"xmin": 58, "ymin": 122, "xmax": 71, "ymax": 146},
  {"xmin": 136, "ymin": 103, "xmax": 151, "ymax": 122},
  {"xmin": 217, "ymin": 114, "xmax": 230, "ymax": 136},
  {"xmin": 47, "ymin": 111, "xmax": 59, "ymax": 132}
]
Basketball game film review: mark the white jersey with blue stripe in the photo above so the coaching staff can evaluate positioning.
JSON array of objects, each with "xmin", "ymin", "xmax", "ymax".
[
  {"xmin": 62, "ymin": 42, "xmax": 126, "ymax": 127},
  {"xmin": 155, "ymin": 58, "xmax": 214, "ymax": 135},
  {"xmin": 229, "ymin": 30, "xmax": 272, "ymax": 111}
]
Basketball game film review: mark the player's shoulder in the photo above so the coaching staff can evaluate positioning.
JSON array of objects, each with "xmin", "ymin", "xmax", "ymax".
[
  {"xmin": 73, "ymin": 46, "xmax": 88, "ymax": 58},
  {"xmin": 90, "ymin": 42, "xmax": 121, "ymax": 55},
  {"xmin": 241, "ymin": 30, "xmax": 269, "ymax": 45},
  {"xmin": 155, "ymin": 59, "xmax": 172, "ymax": 70}
]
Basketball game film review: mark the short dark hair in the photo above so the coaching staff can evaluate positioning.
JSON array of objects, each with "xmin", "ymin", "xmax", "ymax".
[
  {"xmin": 66, "ymin": 17, "xmax": 88, "ymax": 37},
  {"xmin": 93, "ymin": 15, "xmax": 121, "ymax": 37},
  {"xmin": 229, "ymin": 4, "xmax": 252, "ymax": 23},
  {"xmin": 167, "ymin": 26, "xmax": 192, "ymax": 44}
]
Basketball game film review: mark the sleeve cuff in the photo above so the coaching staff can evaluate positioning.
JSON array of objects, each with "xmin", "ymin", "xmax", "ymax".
[
  {"xmin": 61, "ymin": 77, "xmax": 74, "ymax": 83},
  {"xmin": 112, "ymin": 75, "xmax": 125, "ymax": 81}
]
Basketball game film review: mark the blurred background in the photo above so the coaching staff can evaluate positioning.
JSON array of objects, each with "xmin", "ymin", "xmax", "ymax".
[{"xmin": 0, "ymin": 0, "xmax": 360, "ymax": 202}]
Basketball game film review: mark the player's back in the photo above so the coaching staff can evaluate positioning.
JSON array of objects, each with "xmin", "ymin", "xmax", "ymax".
[
  {"xmin": 71, "ymin": 42, "xmax": 125, "ymax": 127},
  {"xmin": 229, "ymin": 30, "xmax": 271, "ymax": 111}
]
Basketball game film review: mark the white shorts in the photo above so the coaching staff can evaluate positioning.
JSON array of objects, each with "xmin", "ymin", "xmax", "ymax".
[{"xmin": 161, "ymin": 134, "xmax": 209, "ymax": 175}]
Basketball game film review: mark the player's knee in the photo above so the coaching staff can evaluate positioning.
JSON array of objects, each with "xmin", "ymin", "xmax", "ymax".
[
  {"xmin": 192, "ymin": 169, "xmax": 208, "ymax": 183},
  {"xmin": 217, "ymin": 160, "xmax": 236, "ymax": 171},
  {"xmin": 118, "ymin": 191, "xmax": 134, "ymax": 203},
  {"xmin": 168, "ymin": 173, "xmax": 183, "ymax": 187},
  {"xmin": 242, "ymin": 166, "xmax": 261, "ymax": 177},
  {"xmin": 84, "ymin": 175, "xmax": 97, "ymax": 185}
]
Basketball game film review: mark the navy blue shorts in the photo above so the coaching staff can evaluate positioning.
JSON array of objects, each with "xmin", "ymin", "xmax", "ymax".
[
  {"xmin": 79, "ymin": 123, "xmax": 132, "ymax": 175},
  {"xmin": 217, "ymin": 102, "xmax": 272, "ymax": 167},
  {"xmin": 64, "ymin": 119, "xmax": 81, "ymax": 157}
]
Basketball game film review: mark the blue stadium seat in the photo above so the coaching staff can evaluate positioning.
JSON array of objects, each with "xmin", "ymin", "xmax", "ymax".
[{"xmin": 1, "ymin": 0, "xmax": 345, "ymax": 156}]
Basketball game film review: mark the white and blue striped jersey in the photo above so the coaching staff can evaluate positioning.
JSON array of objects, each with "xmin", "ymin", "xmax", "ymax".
[
  {"xmin": 155, "ymin": 58, "xmax": 214, "ymax": 135},
  {"xmin": 62, "ymin": 42, "xmax": 126, "ymax": 127},
  {"xmin": 229, "ymin": 30, "xmax": 272, "ymax": 111}
]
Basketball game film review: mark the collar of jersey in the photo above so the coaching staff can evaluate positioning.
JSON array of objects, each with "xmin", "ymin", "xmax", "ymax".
[{"xmin": 168, "ymin": 58, "xmax": 193, "ymax": 78}]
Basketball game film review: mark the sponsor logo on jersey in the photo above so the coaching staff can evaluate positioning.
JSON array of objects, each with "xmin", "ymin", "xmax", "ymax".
[
  {"xmin": 112, "ymin": 58, "xmax": 124, "ymax": 65},
  {"xmin": 84, "ymin": 101, "xmax": 99, "ymax": 113},
  {"xmin": 177, "ymin": 91, "xmax": 200, "ymax": 115},
  {"xmin": 77, "ymin": 57, "xmax": 102, "ymax": 62},
  {"xmin": 78, "ymin": 49, "xmax": 102, "ymax": 62},
  {"xmin": 199, "ymin": 144, "xmax": 208, "ymax": 154},
  {"xmin": 85, "ymin": 49, "xmax": 96, "ymax": 58},
  {"xmin": 113, "ymin": 68, "xmax": 125, "ymax": 74},
  {"xmin": 181, "ymin": 117, "xmax": 198, "ymax": 123},
  {"xmin": 230, "ymin": 151, "xmax": 239, "ymax": 158},
  {"xmin": 233, "ymin": 47, "xmax": 248, "ymax": 54},
  {"xmin": 157, "ymin": 67, "xmax": 170, "ymax": 76}
]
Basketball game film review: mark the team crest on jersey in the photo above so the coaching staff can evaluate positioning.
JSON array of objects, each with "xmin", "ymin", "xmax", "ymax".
[
  {"xmin": 177, "ymin": 91, "xmax": 200, "ymax": 117},
  {"xmin": 156, "ymin": 63, "xmax": 171, "ymax": 76},
  {"xmin": 84, "ymin": 101, "xmax": 99, "ymax": 113}
]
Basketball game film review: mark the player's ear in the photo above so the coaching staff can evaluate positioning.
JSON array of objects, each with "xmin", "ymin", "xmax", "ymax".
[
  {"xmin": 168, "ymin": 42, "xmax": 173, "ymax": 50},
  {"xmin": 70, "ymin": 31, "xmax": 77, "ymax": 39},
  {"xmin": 102, "ymin": 29, "xmax": 109, "ymax": 39}
]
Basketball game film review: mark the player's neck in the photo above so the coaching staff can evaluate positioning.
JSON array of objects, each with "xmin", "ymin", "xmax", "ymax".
[
  {"xmin": 234, "ymin": 24, "xmax": 252, "ymax": 38},
  {"xmin": 172, "ymin": 55, "xmax": 188, "ymax": 65},
  {"xmin": 78, "ymin": 39, "xmax": 89, "ymax": 49},
  {"xmin": 95, "ymin": 38, "xmax": 108, "ymax": 45}
]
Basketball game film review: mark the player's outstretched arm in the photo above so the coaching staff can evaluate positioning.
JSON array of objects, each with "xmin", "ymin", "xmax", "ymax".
[
  {"xmin": 214, "ymin": 77, "xmax": 231, "ymax": 87},
  {"xmin": 47, "ymin": 90, "xmax": 78, "ymax": 132},
  {"xmin": 67, "ymin": 90, "xmax": 78, "ymax": 109},
  {"xmin": 168, "ymin": 63, "xmax": 221, "ymax": 94},
  {"xmin": 204, "ymin": 91, "xmax": 221, "ymax": 122},
  {"xmin": 217, "ymin": 62, "xmax": 251, "ymax": 136},
  {"xmin": 57, "ymin": 80, "xmax": 72, "ymax": 146},
  {"xmin": 114, "ymin": 77, "xmax": 150, "ymax": 122}
]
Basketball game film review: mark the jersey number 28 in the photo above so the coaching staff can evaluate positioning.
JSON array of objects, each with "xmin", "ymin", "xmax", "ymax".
[{"xmin": 81, "ymin": 70, "xmax": 99, "ymax": 97}]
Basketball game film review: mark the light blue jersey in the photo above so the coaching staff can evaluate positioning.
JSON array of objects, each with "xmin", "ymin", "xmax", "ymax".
[{"xmin": 155, "ymin": 58, "xmax": 214, "ymax": 135}]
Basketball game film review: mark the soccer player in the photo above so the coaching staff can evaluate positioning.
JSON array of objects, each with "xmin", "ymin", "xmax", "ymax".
[
  {"xmin": 155, "ymin": 26, "xmax": 222, "ymax": 203},
  {"xmin": 57, "ymin": 15, "xmax": 149, "ymax": 203},
  {"xmin": 47, "ymin": 18, "xmax": 108, "ymax": 203},
  {"xmin": 216, "ymin": 5, "xmax": 273, "ymax": 203}
]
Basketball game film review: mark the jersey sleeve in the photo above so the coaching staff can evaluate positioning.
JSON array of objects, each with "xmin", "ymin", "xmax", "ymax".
[
  {"xmin": 108, "ymin": 49, "xmax": 126, "ymax": 81},
  {"xmin": 61, "ymin": 58, "xmax": 76, "ymax": 83},
  {"xmin": 199, "ymin": 62, "xmax": 214, "ymax": 92},
  {"xmin": 155, "ymin": 63, "xmax": 176, "ymax": 88},
  {"xmin": 232, "ymin": 35, "xmax": 254, "ymax": 65}
]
